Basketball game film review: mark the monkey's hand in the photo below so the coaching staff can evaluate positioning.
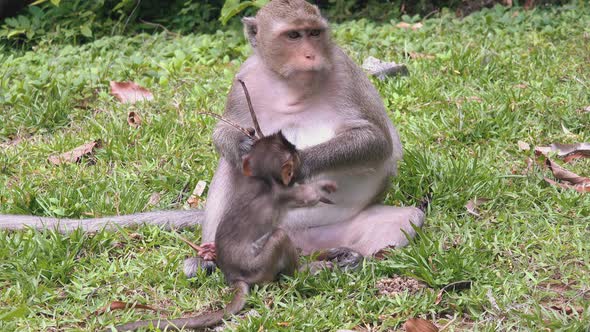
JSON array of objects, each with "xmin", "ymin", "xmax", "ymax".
[
  {"xmin": 286, "ymin": 180, "xmax": 337, "ymax": 208},
  {"xmin": 315, "ymin": 180, "xmax": 337, "ymax": 204},
  {"xmin": 238, "ymin": 128, "xmax": 256, "ymax": 157}
]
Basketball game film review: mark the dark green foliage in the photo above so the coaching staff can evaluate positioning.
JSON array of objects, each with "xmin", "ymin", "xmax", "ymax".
[{"xmin": 1, "ymin": 0, "xmax": 581, "ymax": 49}]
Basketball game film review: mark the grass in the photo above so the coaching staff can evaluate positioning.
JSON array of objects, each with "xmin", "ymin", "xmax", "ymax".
[{"xmin": 1, "ymin": 4, "xmax": 590, "ymax": 331}]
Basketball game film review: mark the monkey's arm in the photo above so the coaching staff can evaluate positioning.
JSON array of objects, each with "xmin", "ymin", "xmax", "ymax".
[
  {"xmin": 299, "ymin": 122, "xmax": 391, "ymax": 178},
  {"xmin": 212, "ymin": 85, "xmax": 255, "ymax": 168}
]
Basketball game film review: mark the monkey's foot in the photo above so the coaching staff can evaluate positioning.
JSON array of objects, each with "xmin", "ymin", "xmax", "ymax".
[
  {"xmin": 197, "ymin": 242, "xmax": 216, "ymax": 261},
  {"xmin": 299, "ymin": 261, "xmax": 334, "ymax": 275},
  {"xmin": 317, "ymin": 247, "xmax": 363, "ymax": 271},
  {"xmin": 183, "ymin": 257, "xmax": 217, "ymax": 278}
]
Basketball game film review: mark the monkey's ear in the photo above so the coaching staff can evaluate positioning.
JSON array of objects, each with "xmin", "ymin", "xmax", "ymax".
[
  {"xmin": 242, "ymin": 17, "xmax": 258, "ymax": 47},
  {"xmin": 281, "ymin": 160, "xmax": 294, "ymax": 186},
  {"xmin": 242, "ymin": 156, "xmax": 253, "ymax": 176}
]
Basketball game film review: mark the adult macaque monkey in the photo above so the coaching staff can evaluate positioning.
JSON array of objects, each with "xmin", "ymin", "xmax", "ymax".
[
  {"xmin": 0, "ymin": 0, "xmax": 424, "ymax": 266},
  {"xmin": 190, "ymin": 0, "xmax": 425, "ymax": 272}
]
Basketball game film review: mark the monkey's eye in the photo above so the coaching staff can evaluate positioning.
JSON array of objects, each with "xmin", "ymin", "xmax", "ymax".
[
  {"xmin": 309, "ymin": 29, "xmax": 321, "ymax": 37},
  {"xmin": 287, "ymin": 31, "xmax": 302, "ymax": 39}
]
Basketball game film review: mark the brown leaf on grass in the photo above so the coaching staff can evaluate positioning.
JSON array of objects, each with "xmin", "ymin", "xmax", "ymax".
[
  {"xmin": 127, "ymin": 111, "xmax": 142, "ymax": 128},
  {"xmin": 452, "ymin": 96, "xmax": 482, "ymax": 106},
  {"xmin": 404, "ymin": 318, "xmax": 439, "ymax": 332},
  {"xmin": 435, "ymin": 280, "xmax": 472, "ymax": 305},
  {"xmin": 147, "ymin": 192, "xmax": 161, "ymax": 206},
  {"xmin": 545, "ymin": 159, "xmax": 590, "ymax": 185},
  {"xmin": 110, "ymin": 81, "xmax": 154, "ymax": 104},
  {"xmin": 408, "ymin": 52, "xmax": 435, "ymax": 60},
  {"xmin": 549, "ymin": 305, "xmax": 584, "ymax": 316},
  {"xmin": 535, "ymin": 143, "xmax": 590, "ymax": 161},
  {"xmin": 90, "ymin": 301, "xmax": 158, "ymax": 316},
  {"xmin": 48, "ymin": 140, "xmax": 102, "ymax": 165},
  {"xmin": 517, "ymin": 140, "xmax": 530, "ymax": 151},
  {"xmin": 396, "ymin": 22, "xmax": 423, "ymax": 30},
  {"xmin": 544, "ymin": 177, "xmax": 590, "ymax": 193},
  {"xmin": 578, "ymin": 106, "xmax": 590, "ymax": 114},
  {"xmin": 187, "ymin": 180, "xmax": 207, "ymax": 209},
  {"xmin": 465, "ymin": 198, "xmax": 489, "ymax": 217},
  {"xmin": 514, "ymin": 83, "xmax": 528, "ymax": 89}
]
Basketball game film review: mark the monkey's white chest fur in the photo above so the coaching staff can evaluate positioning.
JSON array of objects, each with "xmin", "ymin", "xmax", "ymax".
[{"xmin": 281, "ymin": 123, "xmax": 335, "ymax": 149}]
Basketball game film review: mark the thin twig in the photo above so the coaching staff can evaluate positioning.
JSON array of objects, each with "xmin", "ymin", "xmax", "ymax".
[
  {"xmin": 196, "ymin": 111, "xmax": 256, "ymax": 139},
  {"xmin": 237, "ymin": 79, "xmax": 264, "ymax": 138},
  {"xmin": 139, "ymin": 19, "xmax": 180, "ymax": 37}
]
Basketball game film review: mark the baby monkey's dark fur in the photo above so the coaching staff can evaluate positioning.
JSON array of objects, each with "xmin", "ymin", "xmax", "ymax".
[{"xmin": 113, "ymin": 132, "xmax": 336, "ymax": 331}]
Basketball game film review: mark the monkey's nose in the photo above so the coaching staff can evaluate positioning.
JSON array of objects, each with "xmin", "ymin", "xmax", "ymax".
[{"xmin": 305, "ymin": 54, "xmax": 315, "ymax": 60}]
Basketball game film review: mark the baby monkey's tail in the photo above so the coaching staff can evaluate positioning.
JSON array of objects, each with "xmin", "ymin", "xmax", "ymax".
[{"xmin": 110, "ymin": 280, "xmax": 249, "ymax": 331}]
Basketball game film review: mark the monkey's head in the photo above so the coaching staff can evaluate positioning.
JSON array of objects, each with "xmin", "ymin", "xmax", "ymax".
[
  {"xmin": 242, "ymin": 0, "xmax": 333, "ymax": 78},
  {"xmin": 242, "ymin": 131, "xmax": 300, "ymax": 186}
]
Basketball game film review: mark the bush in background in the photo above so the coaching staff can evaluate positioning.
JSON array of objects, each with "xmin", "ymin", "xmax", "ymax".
[{"xmin": 0, "ymin": 0, "xmax": 581, "ymax": 49}]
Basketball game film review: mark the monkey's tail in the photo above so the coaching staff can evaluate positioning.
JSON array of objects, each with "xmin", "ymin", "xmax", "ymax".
[
  {"xmin": 0, "ymin": 210, "xmax": 203, "ymax": 233},
  {"xmin": 110, "ymin": 281, "xmax": 249, "ymax": 331}
]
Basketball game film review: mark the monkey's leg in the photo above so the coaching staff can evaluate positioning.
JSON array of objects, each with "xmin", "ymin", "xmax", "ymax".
[
  {"xmin": 249, "ymin": 228, "xmax": 299, "ymax": 281},
  {"xmin": 288, "ymin": 205, "xmax": 424, "ymax": 257},
  {"xmin": 184, "ymin": 160, "xmax": 238, "ymax": 277}
]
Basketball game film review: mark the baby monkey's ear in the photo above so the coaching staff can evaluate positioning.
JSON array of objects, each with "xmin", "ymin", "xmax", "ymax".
[
  {"xmin": 242, "ymin": 155, "xmax": 253, "ymax": 177},
  {"xmin": 281, "ymin": 159, "xmax": 294, "ymax": 186}
]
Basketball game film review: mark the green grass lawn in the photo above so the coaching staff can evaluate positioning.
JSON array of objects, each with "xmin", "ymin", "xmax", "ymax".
[{"xmin": 1, "ymin": 4, "xmax": 589, "ymax": 331}]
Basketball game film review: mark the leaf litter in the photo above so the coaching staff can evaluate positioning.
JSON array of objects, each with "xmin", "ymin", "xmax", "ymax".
[
  {"xmin": 48, "ymin": 140, "xmax": 102, "ymax": 165},
  {"xmin": 532, "ymin": 143, "xmax": 590, "ymax": 193},
  {"xmin": 110, "ymin": 81, "xmax": 154, "ymax": 104}
]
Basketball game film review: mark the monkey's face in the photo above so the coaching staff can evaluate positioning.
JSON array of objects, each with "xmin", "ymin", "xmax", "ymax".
[{"xmin": 261, "ymin": 22, "xmax": 331, "ymax": 78}]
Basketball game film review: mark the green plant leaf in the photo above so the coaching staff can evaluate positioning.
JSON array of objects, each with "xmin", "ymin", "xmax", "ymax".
[
  {"xmin": 29, "ymin": 0, "xmax": 49, "ymax": 6},
  {"xmin": 80, "ymin": 25, "xmax": 92, "ymax": 38},
  {"xmin": 0, "ymin": 304, "xmax": 29, "ymax": 321},
  {"xmin": 51, "ymin": 0, "xmax": 61, "ymax": 5},
  {"xmin": 7, "ymin": 29, "xmax": 26, "ymax": 38},
  {"xmin": 220, "ymin": 0, "xmax": 254, "ymax": 25}
]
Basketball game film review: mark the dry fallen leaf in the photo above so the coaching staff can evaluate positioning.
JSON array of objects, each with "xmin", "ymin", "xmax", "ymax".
[
  {"xmin": 517, "ymin": 140, "xmax": 531, "ymax": 151},
  {"xmin": 545, "ymin": 159, "xmax": 590, "ymax": 185},
  {"xmin": 465, "ymin": 198, "xmax": 490, "ymax": 217},
  {"xmin": 404, "ymin": 318, "xmax": 439, "ymax": 332},
  {"xmin": 549, "ymin": 305, "xmax": 584, "ymax": 316},
  {"xmin": 90, "ymin": 301, "xmax": 158, "ymax": 316},
  {"xmin": 514, "ymin": 83, "xmax": 528, "ymax": 89},
  {"xmin": 535, "ymin": 143, "xmax": 590, "ymax": 158},
  {"xmin": 187, "ymin": 180, "xmax": 207, "ymax": 208},
  {"xmin": 579, "ymin": 106, "xmax": 590, "ymax": 114},
  {"xmin": 435, "ymin": 280, "xmax": 472, "ymax": 305},
  {"xmin": 408, "ymin": 52, "xmax": 436, "ymax": 60},
  {"xmin": 110, "ymin": 81, "xmax": 154, "ymax": 104},
  {"xmin": 147, "ymin": 192, "xmax": 161, "ymax": 206},
  {"xmin": 129, "ymin": 233, "xmax": 143, "ymax": 240},
  {"xmin": 544, "ymin": 177, "xmax": 590, "ymax": 193},
  {"xmin": 48, "ymin": 140, "xmax": 102, "ymax": 165},
  {"xmin": 396, "ymin": 22, "xmax": 423, "ymax": 31},
  {"xmin": 127, "ymin": 111, "xmax": 142, "ymax": 128}
]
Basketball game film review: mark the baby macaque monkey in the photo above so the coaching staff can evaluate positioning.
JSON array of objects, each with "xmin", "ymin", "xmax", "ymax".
[{"xmin": 112, "ymin": 131, "xmax": 336, "ymax": 331}]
